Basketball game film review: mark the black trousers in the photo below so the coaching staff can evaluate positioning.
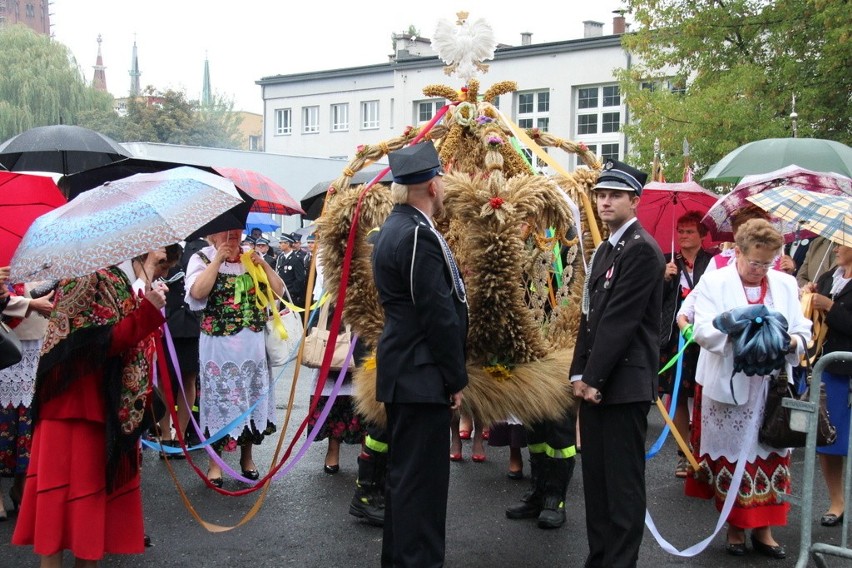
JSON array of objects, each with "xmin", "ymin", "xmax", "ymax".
[
  {"xmin": 381, "ymin": 402, "xmax": 451, "ymax": 568},
  {"xmin": 579, "ymin": 401, "xmax": 650, "ymax": 568}
]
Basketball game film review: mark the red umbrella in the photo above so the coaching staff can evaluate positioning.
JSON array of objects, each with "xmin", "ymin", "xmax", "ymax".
[
  {"xmin": 213, "ymin": 167, "xmax": 304, "ymax": 215},
  {"xmin": 638, "ymin": 181, "xmax": 719, "ymax": 254},
  {"xmin": 0, "ymin": 172, "xmax": 67, "ymax": 265}
]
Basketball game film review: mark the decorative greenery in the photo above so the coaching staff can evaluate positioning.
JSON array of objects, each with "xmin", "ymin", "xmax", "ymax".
[{"xmin": 619, "ymin": 0, "xmax": 852, "ymax": 183}]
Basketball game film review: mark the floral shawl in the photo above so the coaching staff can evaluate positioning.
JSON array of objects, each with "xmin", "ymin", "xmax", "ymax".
[{"xmin": 35, "ymin": 266, "xmax": 156, "ymax": 492}]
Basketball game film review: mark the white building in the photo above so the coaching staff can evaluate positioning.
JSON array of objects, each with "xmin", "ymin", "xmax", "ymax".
[{"xmin": 258, "ymin": 17, "xmax": 636, "ymax": 173}]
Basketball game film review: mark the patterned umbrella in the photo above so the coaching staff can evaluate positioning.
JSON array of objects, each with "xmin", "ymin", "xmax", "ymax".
[
  {"xmin": 638, "ymin": 181, "xmax": 719, "ymax": 254},
  {"xmin": 9, "ymin": 167, "xmax": 244, "ymax": 282},
  {"xmin": 701, "ymin": 166, "xmax": 852, "ymax": 243},
  {"xmin": 213, "ymin": 167, "xmax": 304, "ymax": 215},
  {"xmin": 747, "ymin": 187, "xmax": 852, "ymax": 247}
]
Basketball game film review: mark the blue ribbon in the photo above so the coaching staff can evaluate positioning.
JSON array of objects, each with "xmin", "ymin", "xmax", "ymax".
[{"xmin": 646, "ymin": 333, "xmax": 685, "ymax": 459}]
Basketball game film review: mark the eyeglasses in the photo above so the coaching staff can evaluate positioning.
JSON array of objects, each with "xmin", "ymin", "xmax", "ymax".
[{"xmin": 744, "ymin": 258, "xmax": 775, "ymax": 271}]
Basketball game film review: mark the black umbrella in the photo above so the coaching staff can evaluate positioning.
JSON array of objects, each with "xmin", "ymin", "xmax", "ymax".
[
  {"xmin": 301, "ymin": 169, "xmax": 392, "ymax": 220},
  {"xmin": 0, "ymin": 125, "xmax": 130, "ymax": 175},
  {"xmin": 61, "ymin": 157, "xmax": 216, "ymax": 199},
  {"xmin": 185, "ymin": 198, "xmax": 256, "ymax": 241}
]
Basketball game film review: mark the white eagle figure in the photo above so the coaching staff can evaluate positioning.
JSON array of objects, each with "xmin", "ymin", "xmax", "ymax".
[{"xmin": 432, "ymin": 11, "xmax": 498, "ymax": 83}]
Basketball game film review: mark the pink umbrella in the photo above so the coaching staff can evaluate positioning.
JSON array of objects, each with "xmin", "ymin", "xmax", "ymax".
[
  {"xmin": 638, "ymin": 181, "xmax": 719, "ymax": 254},
  {"xmin": 702, "ymin": 165, "xmax": 852, "ymax": 243}
]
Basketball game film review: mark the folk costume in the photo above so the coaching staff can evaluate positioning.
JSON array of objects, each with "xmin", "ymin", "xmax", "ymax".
[
  {"xmin": 373, "ymin": 142, "xmax": 468, "ymax": 568},
  {"xmin": 685, "ymin": 265, "xmax": 811, "ymax": 529},
  {"xmin": 185, "ymin": 247, "xmax": 276, "ymax": 450},
  {"xmin": 12, "ymin": 267, "xmax": 164, "ymax": 559},
  {"xmin": 569, "ymin": 160, "xmax": 665, "ymax": 568},
  {"xmin": 0, "ymin": 287, "xmax": 48, "ymax": 481}
]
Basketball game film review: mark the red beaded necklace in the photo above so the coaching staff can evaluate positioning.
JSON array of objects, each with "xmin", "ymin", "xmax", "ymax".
[{"xmin": 744, "ymin": 277, "xmax": 768, "ymax": 305}]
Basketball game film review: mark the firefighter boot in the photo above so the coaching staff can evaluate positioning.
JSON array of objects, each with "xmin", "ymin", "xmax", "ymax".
[
  {"xmin": 349, "ymin": 451, "xmax": 386, "ymax": 526},
  {"xmin": 505, "ymin": 452, "xmax": 546, "ymax": 519},
  {"xmin": 537, "ymin": 456, "xmax": 574, "ymax": 529}
]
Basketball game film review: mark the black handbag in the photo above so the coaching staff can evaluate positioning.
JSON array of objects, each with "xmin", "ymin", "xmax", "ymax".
[
  {"xmin": 759, "ymin": 337, "xmax": 837, "ymax": 448},
  {"xmin": 0, "ymin": 320, "xmax": 23, "ymax": 371}
]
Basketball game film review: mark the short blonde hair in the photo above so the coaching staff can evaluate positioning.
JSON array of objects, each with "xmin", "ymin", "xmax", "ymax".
[
  {"xmin": 391, "ymin": 181, "xmax": 409, "ymax": 204},
  {"xmin": 735, "ymin": 218, "xmax": 783, "ymax": 255}
]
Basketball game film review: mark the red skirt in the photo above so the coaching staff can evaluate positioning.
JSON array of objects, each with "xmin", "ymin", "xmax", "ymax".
[
  {"xmin": 685, "ymin": 385, "xmax": 791, "ymax": 528},
  {"xmin": 12, "ymin": 417, "xmax": 144, "ymax": 560}
]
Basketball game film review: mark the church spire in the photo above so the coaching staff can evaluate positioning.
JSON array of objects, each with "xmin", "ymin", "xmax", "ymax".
[
  {"xmin": 92, "ymin": 34, "xmax": 108, "ymax": 92},
  {"xmin": 129, "ymin": 37, "xmax": 141, "ymax": 96},
  {"xmin": 201, "ymin": 53, "xmax": 212, "ymax": 107}
]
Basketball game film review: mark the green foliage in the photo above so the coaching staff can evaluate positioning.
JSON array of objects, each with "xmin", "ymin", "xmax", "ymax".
[
  {"xmin": 0, "ymin": 24, "xmax": 114, "ymax": 141},
  {"xmin": 619, "ymin": 0, "xmax": 852, "ymax": 183}
]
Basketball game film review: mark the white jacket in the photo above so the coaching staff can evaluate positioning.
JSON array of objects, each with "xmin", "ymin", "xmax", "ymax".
[{"xmin": 693, "ymin": 264, "xmax": 812, "ymax": 405}]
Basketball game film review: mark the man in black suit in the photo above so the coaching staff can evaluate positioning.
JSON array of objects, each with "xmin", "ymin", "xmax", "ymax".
[
  {"xmin": 275, "ymin": 233, "xmax": 308, "ymax": 309},
  {"xmin": 569, "ymin": 159, "xmax": 664, "ymax": 568},
  {"xmin": 372, "ymin": 141, "xmax": 468, "ymax": 568}
]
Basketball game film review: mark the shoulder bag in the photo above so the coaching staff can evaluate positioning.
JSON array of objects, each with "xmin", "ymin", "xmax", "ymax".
[{"xmin": 302, "ymin": 301, "xmax": 351, "ymax": 371}]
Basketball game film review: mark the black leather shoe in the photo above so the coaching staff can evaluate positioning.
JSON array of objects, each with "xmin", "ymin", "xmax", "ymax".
[
  {"xmin": 821, "ymin": 512, "xmax": 844, "ymax": 527},
  {"xmin": 242, "ymin": 469, "xmax": 260, "ymax": 481},
  {"xmin": 144, "ymin": 534, "xmax": 152, "ymax": 547},
  {"xmin": 751, "ymin": 534, "xmax": 786, "ymax": 559},
  {"xmin": 725, "ymin": 542, "xmax": 747, "ymax": 556},
  {"xmin": 506, "ymin": 499, "xmax": 542, "ymax": 519},
  {"xmin": 324, "ymin": 464, "xmax": 340, "ymax": 474},
  {"xmin": 206, "ymin": 472, "xmax": 223, "ymax": 488}
]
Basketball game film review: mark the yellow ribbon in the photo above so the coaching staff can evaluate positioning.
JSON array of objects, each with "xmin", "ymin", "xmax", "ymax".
[
  {"xmin": 240, "ymin": 251, "xmax": 287, "ymax": 340},
  {"xmin": 497, "ymin": 110, "xmax": 602, "ymax": 247}
]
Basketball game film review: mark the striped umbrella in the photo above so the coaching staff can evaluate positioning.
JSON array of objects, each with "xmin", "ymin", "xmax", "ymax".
[{"xmin": 747, "ymin": 186, "xmax": 852, "ymax": 247}]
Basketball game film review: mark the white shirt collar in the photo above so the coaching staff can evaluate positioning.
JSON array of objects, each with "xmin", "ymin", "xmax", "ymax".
[{"xmin": 607, "ymin": 217, "xmax": 638, "ymax": 248}]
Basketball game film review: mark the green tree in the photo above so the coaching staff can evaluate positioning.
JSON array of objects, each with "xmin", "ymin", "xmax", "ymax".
[
  {"xmin": 0, "ymin": 24, "xmax": 114, "ymax": 141},
  {"xmin": 126, "ymin": 87, "xmax": 242, "ymax": 148},
  {"xmin": 618, "ymin": 0, "xmax": 852, "ymax": 182}
]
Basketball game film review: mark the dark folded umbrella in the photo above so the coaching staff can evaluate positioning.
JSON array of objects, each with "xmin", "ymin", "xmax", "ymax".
[
  {"xmin": 61, "ymin": 157, "xmax": 217, "ymax": 199},
  {"xmin": 0, "ymin": 125, "xmax": 130, "ymax": 175},
  {"xmin": 301, "ymin": 169, "xmax": 392, "ymax": 220},
  {"xmin": 713, "ymin": 304, "xmax": 790, "ymax": 377}
]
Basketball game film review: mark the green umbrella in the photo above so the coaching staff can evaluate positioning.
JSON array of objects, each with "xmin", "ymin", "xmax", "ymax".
[{"xmin": 702, "ymin": 138, "xmax": 852, "ymax": 183}]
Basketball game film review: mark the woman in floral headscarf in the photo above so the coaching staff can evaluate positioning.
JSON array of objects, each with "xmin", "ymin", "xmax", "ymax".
[
  {"xmin": 12, "ymin": 266, "xmax": 166, "ymax": 568},
  {"xmin": 186, "ymin": 229, "xmax": 283, "ymax": 487}
]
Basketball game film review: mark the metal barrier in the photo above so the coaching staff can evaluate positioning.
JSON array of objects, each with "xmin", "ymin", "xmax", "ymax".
[{"xmin": 793, "ymin": 351, "xmax": 852, "ymax": 568}]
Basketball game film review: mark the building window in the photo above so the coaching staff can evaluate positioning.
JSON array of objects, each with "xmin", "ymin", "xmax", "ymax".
[
  {"xmin": 578, "ymin": 114, "xmax": 597, "ymax": 135},
  {"xmin": 517, "ymin": 90, "xmax": 550, "ymax": 132},
  {"xmin": 602, "ymin": 112, "xmax": 620, "ymax": 133},
  {"xmin": 578, "ymin": 87, "xmax": 598, "ymax": 109},
  {"xmin": 331, "ymin": 103, "xmax": 349, "ymax": 132},
  {"xmin": 274, "ymin": 108, "xmax": 291, "ymax": 135},
  {"xmin": 521, "ymin": 147, "xmax": 549, "ymax": 171},
  {"xmin": 248, "ymin": 135, "xmax": 261, "ymax": 151},
  {"xmin": 302, "ymin": 106, "xmax": 319, "ymax": 134},
  {"xmin": 416, "ymin": 100, "xmax": 445, "ymax": 124},
  {"xmin": 575, "ymin": 84, "xmax": 621, "ymax": 161},
  {"xmin": 361, "ymin": 100, "xmax": 379, "ymax": 129},
  {"xmin": 601, "ymin": 143, "xmax": 620, "ymax": 162}
]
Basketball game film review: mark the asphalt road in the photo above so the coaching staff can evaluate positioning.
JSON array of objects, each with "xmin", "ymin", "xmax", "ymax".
[{"xmin": 1, "ymin": 362, "xmax": 849, "ymax": 567}]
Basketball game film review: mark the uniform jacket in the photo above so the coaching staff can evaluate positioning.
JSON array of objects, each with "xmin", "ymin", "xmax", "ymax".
[
  {"xmin": 816, "ymin": 269, "xmax": 852, "ymax": 375},
  {"xmin": 275, "ymin": 250, "xmax": 308, "ymax": 306},
  {"xmin": 372, "ymin": 204, "xmax": 468, "ymax": 404},
  {"xmin": 569, "ymin": 220, "xmax": 665, "ymax": 404},
  {"xmin": 693, "ymin": 264, "xmax": 812, "ymax": 405}
]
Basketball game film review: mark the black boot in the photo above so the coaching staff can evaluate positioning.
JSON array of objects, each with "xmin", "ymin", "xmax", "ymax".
[
  {"xmin": 537, "ymin": 456, "xmax": 574, "ymax": 529},
  {"xmin": 506, "ymin": 452, "xmax": 545, "ymax": 519},
  {"xmin": 349, "ymin": 450, "xmax": 386, "ymax": 526}
]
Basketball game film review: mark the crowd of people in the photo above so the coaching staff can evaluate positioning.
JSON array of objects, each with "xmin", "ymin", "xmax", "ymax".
[{"xmin": 0, "ymin": 151, "xmax": 849, "ymax": 567}]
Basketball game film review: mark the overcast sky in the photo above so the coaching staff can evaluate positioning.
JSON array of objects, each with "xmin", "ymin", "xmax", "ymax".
[{"xmin": 53, "ymin": 0, "xmax": 628, "ymax": 114}]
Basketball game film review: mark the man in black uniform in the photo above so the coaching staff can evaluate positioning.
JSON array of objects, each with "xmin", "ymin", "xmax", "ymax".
[
  {"xmin": 275, "ymin": 233, "xmax": 308, "ymax": 309},
  {"xmin": 254, "ymin": 237, "xmax": 276, "ymax": 266},
  {"xmin": 372, "ymin": 141, "xmax": 468, "ymax": 568},
  {"xmin": 569, "ymin": 160, "xmax": 664, "ymax": 568}
]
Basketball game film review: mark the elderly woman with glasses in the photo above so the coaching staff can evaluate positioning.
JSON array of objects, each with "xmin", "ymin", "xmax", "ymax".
[{"xmin": 684, "ymin": 219, "xmax": 811, "ymax": 560}]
